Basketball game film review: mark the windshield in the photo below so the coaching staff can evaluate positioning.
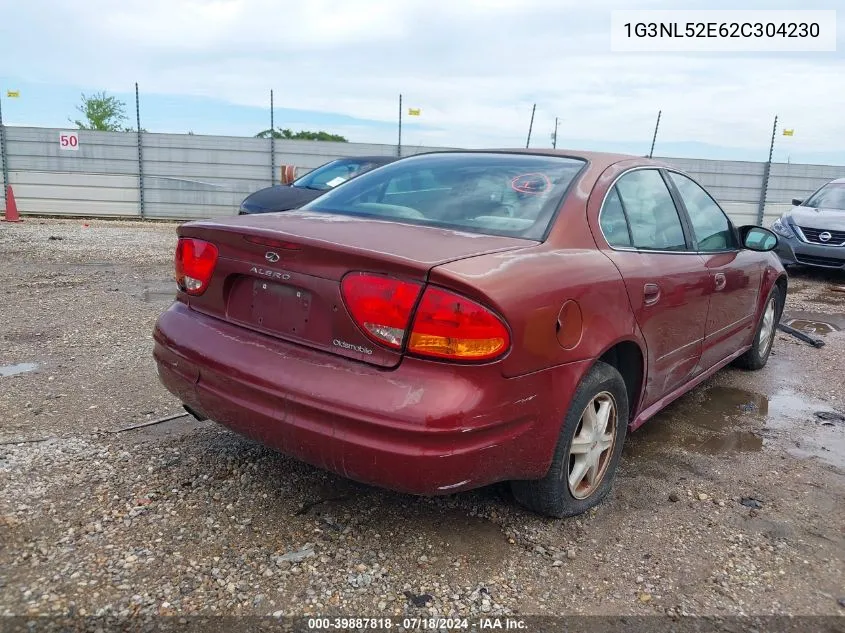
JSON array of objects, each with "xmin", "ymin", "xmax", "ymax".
[
  {"xmin": 292, "ymin": 158, "xmax": 384, "ymax": 191},
  {"xmin": 803, "ymin": 183, "xmax": 845, "ymax": 210},
  {"xmin": 299, "ymin": 152, "xmax": 586, "ymax": 240}
]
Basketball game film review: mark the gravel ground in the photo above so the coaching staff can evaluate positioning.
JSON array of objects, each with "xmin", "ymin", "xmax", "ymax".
[{"xmin": 1, "ymin": 218, "xmax": 844, "ymax": 621}]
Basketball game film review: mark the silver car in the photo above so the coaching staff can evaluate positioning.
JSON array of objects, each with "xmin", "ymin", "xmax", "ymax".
[{"xmin": 772, "ymin": 177, "xmax": 845, "ymax": 270}]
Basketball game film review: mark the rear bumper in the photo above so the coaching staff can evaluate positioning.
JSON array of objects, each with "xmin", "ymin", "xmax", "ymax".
[
  {"xmin": 153, "ymin": 302, "xmax": 587, "ymax": 495},
  {"xmin": 775, "ymin": 235, "xmax": 845, "ymax": 269}
]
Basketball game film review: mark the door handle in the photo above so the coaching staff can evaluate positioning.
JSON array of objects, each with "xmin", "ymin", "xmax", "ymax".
[
  {"xmin": 643, "ymin": 283, "xmax": 661, "ymax": 306},
  {"xmin": 714, "ymin": 273, "xmax": 727, "ymax": 292}
]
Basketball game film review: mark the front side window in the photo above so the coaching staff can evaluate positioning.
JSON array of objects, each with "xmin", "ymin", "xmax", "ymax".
[
  {"xmin": 668, "ymin": 172, "xmax": 735, "ymax": 252},
  {"xmin": 301, "ymin": 152, "xmax": 586, "ymax": 239},
  {"xmin": 614, "ymin": 169, "xmax": 687, "ymax": 251},
  {"xmin": 804, "ymin": 183, "xmax": 845, "ymax": 210}
]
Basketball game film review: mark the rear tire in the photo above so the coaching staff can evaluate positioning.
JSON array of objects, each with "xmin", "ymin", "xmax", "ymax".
[
  {"xmin": 511, "ymin": 361, "xmax": 628, "ymax": 518},
  {"xmin": 733, "ymin": 285, "xmax": 782, "ymax": 371}
]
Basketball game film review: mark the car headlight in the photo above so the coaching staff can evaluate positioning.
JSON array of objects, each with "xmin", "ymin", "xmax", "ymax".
[{"xmin": 771, "ymin": 217, "xmax": 794, "ymax": 238}]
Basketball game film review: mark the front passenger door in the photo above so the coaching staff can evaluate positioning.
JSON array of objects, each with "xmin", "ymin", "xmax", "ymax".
[{"xmin": 665, "ymin": 171, "xmax": 763, "ymax": 370}]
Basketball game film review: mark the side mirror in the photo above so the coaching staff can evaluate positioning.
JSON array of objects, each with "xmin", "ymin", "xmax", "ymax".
[
  {"xmin": 791, "ymin": 198, "xmax": 803, "ymax": 206},
  {"xmin": 739, "ymin": 225, "xmax": 778, "ymax": 252}
]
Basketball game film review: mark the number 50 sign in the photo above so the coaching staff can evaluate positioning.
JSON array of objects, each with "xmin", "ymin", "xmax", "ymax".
[{"xmin": 59, "ymin": 131, "xmax": 80, "ymax": 151}]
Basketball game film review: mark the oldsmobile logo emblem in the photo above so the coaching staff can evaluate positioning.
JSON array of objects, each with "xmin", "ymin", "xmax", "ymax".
[
  {"xmin": 265, "ymin": 251, "xmax": 280, "ymax": 263},
  {"xmin": 332, "ymin": 339, "xmax": 373, "ymax": 355}
]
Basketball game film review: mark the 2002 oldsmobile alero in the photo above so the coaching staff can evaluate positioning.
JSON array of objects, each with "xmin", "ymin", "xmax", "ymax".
[{"xmin": 153, "ymin": 150, "xmax": 786, "ymax": 517}]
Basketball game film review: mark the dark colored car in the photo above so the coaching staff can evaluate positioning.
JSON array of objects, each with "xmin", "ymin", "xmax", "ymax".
[
  {"xmin": 772, "ymin": 177, "xmax": 845, "ymax": 270},
  {"xmin": 154, "ymin": 150, "xmax": 785, "ymax": 517},
  {"xmin": 238, "ymin": 156, "xmax": 397, "ymax": 215}
]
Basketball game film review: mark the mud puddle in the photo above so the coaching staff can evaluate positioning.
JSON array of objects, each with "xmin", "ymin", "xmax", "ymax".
[
  {"xmin": 626, "ymin": 385, "xmax": 845, "ymax": 470},
  {"xmin": 0, "ymin": 362, "xmax": 39, "ymax": 377},
  {"xmin": 782, "ymin": 311, "xmax": 845, "ymax": 336},
  {"xmin": 766, "ymin": 391, "xmax": 845, "ymax": 469}
]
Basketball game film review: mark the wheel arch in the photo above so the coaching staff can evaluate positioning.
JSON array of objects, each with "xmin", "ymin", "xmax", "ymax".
[
  {"xmin": 594, "ymin": 338, "xmax": 646, "ymax": 427},
  {"xmin": 773, "ymin": 273, "xmax": 788, "ymax": 319}
]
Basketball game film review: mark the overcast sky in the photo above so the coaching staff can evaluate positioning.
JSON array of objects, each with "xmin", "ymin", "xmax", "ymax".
[{"xmin": 1, "ymin": 0, "xmax": 843, "ymax": 163}]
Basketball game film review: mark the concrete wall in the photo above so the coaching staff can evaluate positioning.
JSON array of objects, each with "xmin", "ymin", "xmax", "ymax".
[
  {"xmin": 655, "ymin": 157, "xmax": 767, "ymax": 226},
  {"xmin": 5, "ymin": 127, "xmax": 140, "ymax": 216},
  {"xmin": 0, "ymin": 127, "xmax": 447, "ymax": 220},
  {"xmin": 141, "ymin": 133, "xmax": 268, "ymax": 219},
  {"xmin": 2, "ymin": 126, "xmax": 845, "ymax": 227}
]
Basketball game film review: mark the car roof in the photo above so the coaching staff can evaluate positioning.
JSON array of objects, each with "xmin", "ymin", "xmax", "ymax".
[
  {"xmin": 830, "ymin": 177, "xmax": 845, "ymax": 184},
  {"xmin": 406, "ymin": 148, "xmax": 665, "ymax": 170}
]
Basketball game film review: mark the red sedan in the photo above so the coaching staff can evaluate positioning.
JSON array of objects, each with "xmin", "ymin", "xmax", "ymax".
[{"xmin": 153, "ymin": 150, "xmax": 785, "ymax": 517}]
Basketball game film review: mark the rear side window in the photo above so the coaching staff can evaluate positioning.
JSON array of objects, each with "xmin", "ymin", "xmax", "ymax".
[
  {"xmin": 615, "ymin": 170, "xmax": 687, "ymax": 251},
  {"xmin": 300, "ymin": 152, "xmax": 586, "ymax": 240},
  {"xmin": 668, "ymin": 172, "xmax": 736, "ymax": 252},
  {"xmin": 599, "ymin": 188, "xmax": 632, "ymax": 247}
]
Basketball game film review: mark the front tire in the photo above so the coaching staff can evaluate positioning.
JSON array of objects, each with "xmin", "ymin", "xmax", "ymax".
[
  {"xmin": 511, "ymin": 361, "xmax": 628, "ymax": 518},
  {"xmin": 733, "ymin": 285, "xmax": 782, "ymax": 371}
]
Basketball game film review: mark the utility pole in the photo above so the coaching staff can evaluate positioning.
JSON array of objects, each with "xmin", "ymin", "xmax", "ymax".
[
  {"xmin": 552, "ymin": 117, "xmax": 559, "ymax": 149},
  {"xmin": 648, "ymin": 110, "xmax": 661, "ymax": 158},
  {"xmin": 397, "ymin": 94, "xmax": 403, "ymax": 157},
  {"xmin": 526, "ymin": 103, "xmax": 536, "ymax": 149},
  {"xmin": 270, "ymin": 89, "xmax": 275, "ymax": 185},
  {"xmin": 756, "ymin": 114, "xmax": 778, "ymax": 225},
  {"xmin": 0, "ymin": 92, "xmax": 8, "ymax": 204},
  {"xmin": 135, "ymin": 83, "xmax": 145, "ymax": 219}
]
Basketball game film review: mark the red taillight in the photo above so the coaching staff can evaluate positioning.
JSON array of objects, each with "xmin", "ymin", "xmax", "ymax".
[
  {"xmin": 340, "ymin": 273, "xmax": 422, "ymax": 349},
  {"xmin": 175, "ymin": 238, "xmax": 218, "ymax": 296},
  {"xmin": 408, "ymin": 287, "xmax": 510, "ymax": 361},
  {"xmin": 341, "ymin": 272, "xmax": 510, "ymax": 362}
]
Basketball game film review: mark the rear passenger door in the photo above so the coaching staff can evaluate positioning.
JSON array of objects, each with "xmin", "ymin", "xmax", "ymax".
[
  {"xmin": 598, "ymin": 168, "xmax": 711, "ymax": 409},
  {"xmin": 665, "ymin": 171, "xmax": 763, "ymax": 369}
]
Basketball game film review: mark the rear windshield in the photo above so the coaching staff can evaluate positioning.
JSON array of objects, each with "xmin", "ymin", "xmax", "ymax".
[
  {"xmin": 804, "ymin": 183, "xmax": 845, "ymax": 211},
  {"xmin": 299, "ymin": 152, "xmax": 586, "ymax": 239}
]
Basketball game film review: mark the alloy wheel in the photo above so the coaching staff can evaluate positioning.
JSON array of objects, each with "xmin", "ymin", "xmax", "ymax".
[
  {"xmin": 567, "ymin": 391, "xmax": 618, "ymax": 500},
  {"xmin": 758, "ymin": 297, "xmax": 777, "ymax": 354}
]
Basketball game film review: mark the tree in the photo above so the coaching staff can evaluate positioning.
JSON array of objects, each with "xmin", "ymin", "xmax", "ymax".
[
  {"xmin": 255, "ymin": 127, "xmax": 348, "ymax": 142},
  {"xmin": 254, "ymin": 128, "xmax": 282, "ymax": 139},
  {"xmin": 71, "ymin": 91, "xmax": 131, "ymax": 131}
]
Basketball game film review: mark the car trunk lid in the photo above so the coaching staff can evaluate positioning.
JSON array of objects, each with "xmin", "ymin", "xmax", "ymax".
[{"xmin": 178, "ymin": 210, "xmax": 533, "ymax": 368}]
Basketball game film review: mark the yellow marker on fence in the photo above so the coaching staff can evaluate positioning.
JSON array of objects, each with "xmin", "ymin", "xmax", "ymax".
[
  {"xmin": 782, "ymin": 129, "xmax": 794, "ymax": 136},
  {"xmin": 408, "ymin": 108, "xmax": 421, "ymax": 116},
  {"xmin": 6, "ymin": 90, "xmax": 20, "ymax": 98}
]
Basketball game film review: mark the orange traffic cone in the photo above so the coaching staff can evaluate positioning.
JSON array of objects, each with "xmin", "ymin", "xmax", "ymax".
[{"xmin": 3, "ymin": 185, "xmax": 22, "ymax": 223}]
